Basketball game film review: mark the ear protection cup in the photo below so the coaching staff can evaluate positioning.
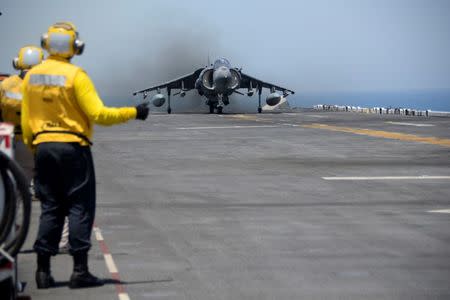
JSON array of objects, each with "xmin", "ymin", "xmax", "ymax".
[
  {"xmin": 12, "ymin": 57, "xmax": 20, "ymax": 70},
  {"xmin": 74, "ymin": 39, "xmax": 85, "ymax": 55},
  {"xmin": 40, "ymin": 33, "xmax": 49, "ymax": 50}
]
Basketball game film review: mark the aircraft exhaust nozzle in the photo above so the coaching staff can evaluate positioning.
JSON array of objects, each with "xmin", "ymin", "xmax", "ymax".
[
  {"xmin": 152, "ymin": 93, "xmax": 166, "ymax": 107},
  {"xmin": 266, "ymin": 92, "xmax": 282, "ymax": 106}
]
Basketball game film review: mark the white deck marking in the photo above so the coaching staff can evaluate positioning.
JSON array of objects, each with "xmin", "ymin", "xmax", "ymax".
[
  {"xmin": 428, "ymin": 209, "xmax": 450, "ymax": 214},
  {"xmin": 304, "ymin": 114, "xmax": 328, "ymax": 118},
  {"xmin": 322, "ymin": 176, "xmax": 450, "ymax": 181},
  {"xmin": 93, "ymin": 226, "xmax": 130, "ymax": 300},
  {"xmin": 104, "ymin": 253, "xmax": 118, "ymax": 273},
  {"xmin": 94, "ymin": 227, "xmax": 104, "ymax": 241},
  {"xmin": 119, "ymin": 293, "xmax": 131, "ymax": 300},
  {"xmin": 176, "ymin": 125, "xmax": 279, "ymax": 130},
  {"xmin": 279, "ymin": 123, "xmax": 300, "ymax": 127},
  {"xmin": 386, "ymin": 121, "xmax": 435, "ymax": 127}
]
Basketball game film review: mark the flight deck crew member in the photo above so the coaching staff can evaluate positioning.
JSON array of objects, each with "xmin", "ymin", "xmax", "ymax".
[
  {"xmin": 0, "ymin": 46, "xmax": 43, "ymax": 128},
  {"xmin": 21, "ymin": 21, "xmax": 150, "ymax": 289},
  {"xmin": 0, "ymin": 46, "xmax": 43, "ymax": 179}
]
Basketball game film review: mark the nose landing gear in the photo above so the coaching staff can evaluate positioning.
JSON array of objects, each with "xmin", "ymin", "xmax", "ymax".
[{"xmin": 216, "ymin": 94, "xmax": 225, "ymax": 114}]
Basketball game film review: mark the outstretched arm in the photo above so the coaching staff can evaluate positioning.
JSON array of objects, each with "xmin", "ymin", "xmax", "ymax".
[{"xmin": 74, "ymin": 71, "xmax": 137, "ymax": 125}]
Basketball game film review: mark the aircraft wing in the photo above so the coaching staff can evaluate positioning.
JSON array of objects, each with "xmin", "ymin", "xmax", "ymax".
[
  {"xmin": 133, "ymin": 68, "xmax": 204, "ymax": 96},
  {"xmin": 239, "ymin": 72, "xmax": 295, "ymax": 96}
]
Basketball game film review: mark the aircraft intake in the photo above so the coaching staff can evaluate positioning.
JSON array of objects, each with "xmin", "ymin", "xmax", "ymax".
[
  {"xmin": 228, "ymin": 69, "xmax": 241, "ymax": 90},
  {"xmin": 201, "ymin": 69, "xmax": 215, "ymax": 91},
  {"xmin": 266, "ymin": 92, "xmax": 282, "ymax": 106},
  {"xmin": 152, "ymin": 93, "xmax": 166, "ymax": 107}
]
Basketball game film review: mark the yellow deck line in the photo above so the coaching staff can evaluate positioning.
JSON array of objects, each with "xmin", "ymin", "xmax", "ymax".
[{"xmin": 303, "ymin": 123, "xmax": 450, "ymax": 148}]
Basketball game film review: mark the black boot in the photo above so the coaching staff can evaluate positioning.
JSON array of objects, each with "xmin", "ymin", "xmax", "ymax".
[
  {"xmin": 69, "ymin": 252, "xmax": 104, "ymax": 289},
  {"xmin": 36, "ymin": 254, "xmax": 55, "ymax": 289}
]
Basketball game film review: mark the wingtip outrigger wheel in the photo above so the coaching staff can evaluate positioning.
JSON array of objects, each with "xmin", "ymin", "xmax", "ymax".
[
  {"xmin": 167, "ymin": 88, "xmax": 172, "ymax": 114},
  {"xmin": 257, "ymin": 86, "xmax": 262, "ymax": 113}
]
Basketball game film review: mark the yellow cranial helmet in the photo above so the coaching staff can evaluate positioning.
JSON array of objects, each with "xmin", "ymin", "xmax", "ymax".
[
  {"xmin": 12, "ymin": 46, "xmax": 44, "ymax": 70},
  {"xmin": 41, "ymin": 21, "xmax": 85, "ymax": 58}
]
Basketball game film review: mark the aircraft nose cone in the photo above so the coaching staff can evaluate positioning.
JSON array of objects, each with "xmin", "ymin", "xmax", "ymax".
[{"xmin": 213, "ymin": 67, "xmax": 232, "ymax": 92}]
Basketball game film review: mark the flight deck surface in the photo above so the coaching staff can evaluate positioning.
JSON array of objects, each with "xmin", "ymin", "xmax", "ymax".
[{"xmin": 19, "ymin": 110, "xmax": 450, "ymax": 299}]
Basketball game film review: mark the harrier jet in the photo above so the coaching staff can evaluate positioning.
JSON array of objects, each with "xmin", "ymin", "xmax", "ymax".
[{"xmin": 133, "ymin": 58, "xmax": 295, "ymax": 114}]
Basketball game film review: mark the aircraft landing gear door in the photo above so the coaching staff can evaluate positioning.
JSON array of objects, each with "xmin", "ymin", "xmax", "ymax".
[
  {"xmin": 257, "ymin": 86, "xmax": 262, "ymax": 113},
  {"xmin": 167, "ymin": 88, "xmax": 172, "ymax": 114}
]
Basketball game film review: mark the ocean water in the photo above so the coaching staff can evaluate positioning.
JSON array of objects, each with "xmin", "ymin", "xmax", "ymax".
[{"xmin": 289, "ymin": 89, "xmax": 450, "ymax": 111}]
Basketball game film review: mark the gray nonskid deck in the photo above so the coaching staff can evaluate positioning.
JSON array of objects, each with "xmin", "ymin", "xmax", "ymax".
[{"xmin": 19, "ymin": 111, "xmax": 450, "ymax": 299}]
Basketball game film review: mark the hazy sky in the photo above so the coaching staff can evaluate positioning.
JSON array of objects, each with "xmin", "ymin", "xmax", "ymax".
[{"xmin": 1, "ymin": 0, "xmax": 450, "ymax": 108}]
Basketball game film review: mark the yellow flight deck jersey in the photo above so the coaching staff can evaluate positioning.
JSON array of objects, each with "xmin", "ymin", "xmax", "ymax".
[
  {"xmin": 21, "ymin": 56, "xmax": 137, "ymax": 149},
  {"xmin": 0, "ymin": 75, "xmax": 23, "ymax": 127}
]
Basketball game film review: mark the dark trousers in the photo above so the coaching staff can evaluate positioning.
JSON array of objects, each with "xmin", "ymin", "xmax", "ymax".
[
  {"xmin": 33, "ymin": 142, "xmax": 96, "ymax": 256},
  {"xmin": 14, "ymin": 139, "xmax": 34, "ymax": 181}
]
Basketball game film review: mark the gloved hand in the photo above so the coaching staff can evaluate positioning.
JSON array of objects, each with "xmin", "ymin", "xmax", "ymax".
[{"xmin": 135, "ymin": 102, "xmax": 149, "ymax": 120}]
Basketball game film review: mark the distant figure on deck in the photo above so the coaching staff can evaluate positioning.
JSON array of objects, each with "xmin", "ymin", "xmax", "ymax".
[{"xmin": 0, "ymin": 46, "xmax": 43, "ymax": 180}]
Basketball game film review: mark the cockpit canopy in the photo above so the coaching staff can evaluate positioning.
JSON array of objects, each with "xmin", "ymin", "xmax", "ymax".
[{"xmin": 213, "ymin": 58, "xmax": 231, "ymax": 69}]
